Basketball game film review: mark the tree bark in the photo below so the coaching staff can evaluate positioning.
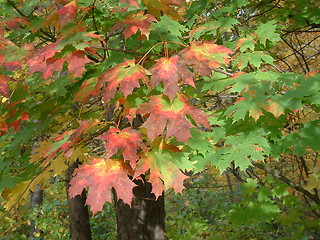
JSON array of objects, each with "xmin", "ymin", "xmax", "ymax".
[
  {"xmin": 66, "ymin": 161, "xmax": 92, "ymax": 240},
  {"xmin": 114, "ymin": 178, "xmax": 165, "ymax": 240},
  {"xmin": 30, "ymin": 184, "xmax": 43, "ymax": 239}
]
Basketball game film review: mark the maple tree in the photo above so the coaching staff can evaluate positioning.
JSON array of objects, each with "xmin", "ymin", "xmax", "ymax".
[{"xmin": 0, "ymin": 0, "xmax": 319, "ymax": 239}]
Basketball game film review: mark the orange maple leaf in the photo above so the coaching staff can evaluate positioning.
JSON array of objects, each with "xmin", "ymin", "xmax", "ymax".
[
  {"xmin": 96, "ymin": 127, "xmax": 145, "ymax": 168},
  {"xmin": 138, "ymin": 94, "xmax": 209, "ymax": 142},
  {"xmin": 179, "ymin": 41, "xmax": 233, "ymax": 76},
  {"xmin": 69, "ymin": 157, "xmax": 136, "ymax": 214},
  {"xmin": 97, "ymin": 59, "xmax": 149, "ymax": 104},
  {"xmin": 110, "ymin": 11, "xmax": 157, "ymax": 39},
  {"xmin": 149, "ymin": 55, "xmax": 195, "ymax": 100}
]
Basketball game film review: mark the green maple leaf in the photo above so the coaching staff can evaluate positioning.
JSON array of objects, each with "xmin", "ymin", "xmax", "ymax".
[
  {"xmin": 256, "ymin": 20, "xmax": 281, "ymax": 45},
  {"xmin": 235, "ymin": 51, "xmax": 274, "ymax": 70},
  {"xmin": 135, "ymin": 148, "xmax": 190, "ymax": 198},
  {"xmin": 153, "ymin": 15, "xmax": 188, "ymax": 38},
  {"xmin": 223, "ymin": 131, "xmax": 269, "ymax": 170},
  {"xmin": 206, "ymin": 130, "xmax": 270, "ymax": 171}
]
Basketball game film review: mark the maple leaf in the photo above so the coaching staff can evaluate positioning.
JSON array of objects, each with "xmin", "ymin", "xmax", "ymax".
[
  {"xmin": 138, "ymin": 95, "xmax": 209, "ymax": 142},
  {"xmin": 149, "ymin": 55, "xmax": 194, "ymax": 100},
  {"xmin": 119, "ymin": 0, "xmax": 139, "ymax": 7},
  {"xmin": 6, "ymin": 110, "xmax": 29, "ymax": 132},
  {"xmin": 142, "ymin": 0, "xmax": 183, "ymax": 20},
  {"xmin": 0, "ymin": 38, "xmax": 29, "ymax": 71},
  {"xmin": 110, "ymin": 11, "xmax": 157, "ymax": 39},
  {"xmin": 74, "ymin": 77, "xmax": 98, "ymax": 103},
  {"xmin": 69, "ymin": 157, "xmax": 136, "ymax": 214},
  {"xmin": 45, "ymin": 0, "xmax": 77, "ymax": 30},
  {"xmin": 44, "ymin": 120, "xmax": 96, "ymax": 160},
  {"xmin": 0, "ymin": 75, "xmax": 10, "ymax": 98},
  {"xmin": 135, "ymin": 149, "xmax": 188, "ymax": 198},
  {"xmin": 27, "ymin": 42, "xmax": 63, "ymax": 79},
  {"xmin": 96, "ymin": 127, "xmax": 145, "ymax": 168},
  {"xmin": 262, "ymin": 99, "xmax": 285, "ymax": 118},
  {"xmin": 66, "ymin": 50, "xmax": 91, "ymax": 77},
  {"xmin": 179, "ymin": 41, "xmax": 233, "ymax": 76},
  {"xmin": 28, "ymin": 42, "xmax": 91, "ymax": 79},
  {"xmin": 97, "ymin": 59, "xmax": 149, "ymax": 104}
]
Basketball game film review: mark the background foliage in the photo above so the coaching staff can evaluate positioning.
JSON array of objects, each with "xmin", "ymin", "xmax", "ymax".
[{"xmin": 0, "ymin": 0, "xmax": 319, "ymax": 239}]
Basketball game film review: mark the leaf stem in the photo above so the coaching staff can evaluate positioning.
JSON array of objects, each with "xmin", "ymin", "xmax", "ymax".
[{"xmin": 137, "ymin": 41, "xmax": 188, "ymax": 65}]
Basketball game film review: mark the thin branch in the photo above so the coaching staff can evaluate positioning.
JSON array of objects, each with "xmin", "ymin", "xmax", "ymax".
[{"xmin": 251, "ymin": 161, "xmax": 320, "ymax": 205}]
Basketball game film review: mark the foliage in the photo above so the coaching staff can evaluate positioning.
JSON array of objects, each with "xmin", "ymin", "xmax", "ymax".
[{"xmin": 0, "ymin": 0, "xmax": 319, "ymax": 238}]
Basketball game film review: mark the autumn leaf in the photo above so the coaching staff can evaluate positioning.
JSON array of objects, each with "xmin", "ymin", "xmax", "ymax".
[
  {"xmin": 119, "ymin": 0, "xmax": 139, "ymax": 7},
  {"xmin": 138, "ymin": 94, "xmax": 209, "ymax": 142},
  {"xmin": 97, "ymin": 59, "xmax": 149, "ymax": 104},
  {"xmin": 96, "ymin": 127, "xmax": 145, "ymax": 168},
  {"xmin": 0, "ymin": 75, "xmax": 10, "ymax": 98},
  {"xmin": 135, "ymin": 149, "xmax": 188, "ymax": 198},
  {"xmin": 66, "ymin": 50, "xmax": 91, "ymax": 77},
  {"xmin": 45, "ymin": 120, "xmax": 96, "ymax": 160},
  {"xmin": 69, "ymin": 157, "xmax": 136, "ymax": 214},
  {"xmin": 27, "ymin": 42, "xmax": 63, "ymax": 79},
  {"xmin": 263, "ymin": 99, "xmax": 285, "ymax": 118},
  {"xmin": 179, "ymin": 41, "xmax": 233, "ymax": 76},
  {"xmin": 142, "ymin": 0, "xmax": 183, "ymax": 20},
  {"xmin": 74, "ymin": 77, "xmax": 98, "ymax": 103},
  {"xmin": 149, "ymin": 55, "xmax": 194, "ymax": 100},
  {"xmin": 110, "ymin": 11, "xmax": 157, "ymax": 39},
  {"xmin": 28, "ymin": 48, "xmax": 91, "ymax": 79},
  {"xmin": 6, "ymin": 110, "xmax": 29, "ymax": 132},
  {"xmin": 45, "ymin": 0, "xmax": 77, "ymax": 30}
]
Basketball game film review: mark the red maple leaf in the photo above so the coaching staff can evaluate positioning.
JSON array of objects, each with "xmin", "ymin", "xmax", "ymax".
[
  {"xmin": 138, "ymin": 94, "xmax": 209, "ymax": 142},
  {"xmin": 45, "ymin": 0, "xmax": 77, "ymax": 30},
  {"xmin": 69, "ymin": 157, "xmax": 136, "ymax": 214},
  {"xmin": 96, "ymin": 127, "xmax": 145, "ymax": 168},
  {"xmin": 134, "ymin": 149, "xmax": 188, "ymax": 198},
  {"xmin": 66, "ymin": 50, "xmax": 91, "ymax": 77},
  {"xmin": 28, "ymin": 42, "xmax": 91, "ymax": 79},
  {"xmin": 0, "ymin": 75, "xmax": 10, "ymax": 98},
  {"xmin": 74, "ymin": 77, "xmax": 98, "ymax": 103},
  {"xmin": 149, "ymin": 55, "xmax": 195, "ymax": 100},
  {"xmin": 6, "ymin": 110, "xmax": 29, "ymax": 132},
  {"xmin": 110, "ymin": 11, "xmax": 157, "ymax": 39},
  {"xmin": 179, "ymin": 41, "xmax": 233, "ymax": 76},
  {"xmin": 97, "ymin": 59, "xmax": 149, "ymax": 104},
  {"xmin": 27, "ymin": 42, "xmax": 63, "ymax": 79}
]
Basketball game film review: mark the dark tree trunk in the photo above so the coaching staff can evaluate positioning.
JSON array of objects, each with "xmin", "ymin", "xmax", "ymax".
[
  {"xmin": 114, "ymin": 177, "xmax": 165, "ymax": 240},
  {"xmin": 30, "ymin": 184, "xmax": 43, "ymax": 239},
  {"xmin": 66, "ymin": 161, "xmax": 92, "ymax": 240}
]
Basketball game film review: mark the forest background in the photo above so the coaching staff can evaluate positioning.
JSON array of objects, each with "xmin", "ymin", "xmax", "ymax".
[{"xmin": 0, "ymin": 0, "xmax": 319, "ymax": 239}]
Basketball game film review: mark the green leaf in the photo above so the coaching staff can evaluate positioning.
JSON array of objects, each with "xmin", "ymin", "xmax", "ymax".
[
  {"xmin": 256, "ymin": 20, "xmax": 281, "ymax": 45},
  {"xmin": 235, "ymin": 52, "xmax": 274, "ymax": 69},
  {"xmin": 153, "ymin": 15, "xmax": 188, "ymax": 38}
]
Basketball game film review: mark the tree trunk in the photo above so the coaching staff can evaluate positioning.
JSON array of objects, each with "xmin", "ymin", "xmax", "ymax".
[
  {"xmin": 66, "ymin": 161, "xmax": 92, "ymax": 240},
  {"xmin": 114, "ymin": 177, "xmax": 165, "ymax": 240},
  {"xmin": 30, "ymin": 184, "xmax": 43, "ymax": 239}
]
